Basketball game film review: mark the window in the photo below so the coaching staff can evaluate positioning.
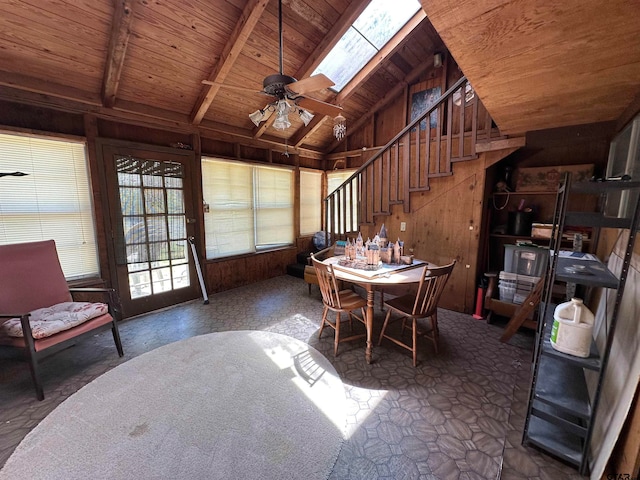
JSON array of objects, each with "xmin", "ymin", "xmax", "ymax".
[
  {"xmin": 605, "ymin": 113, "xmax": 640, "ymax": 217},
  {"xmin": 300, "ymin": 169, "xmax": 322, "ymax": 235},
  {"xmin": 202, "ymin": 158, "xmax": 294, "ymax": 259},
  {"xmin": 312, "ymin": 0, "xmax": 421, "ymax": 92},
  {"xmin": 327, "ymin": 169, "xmax": 359, "ymax": 233},
  {"xmin": 0, "ymin": 132, "xmax": 99, "ymax": 279}
]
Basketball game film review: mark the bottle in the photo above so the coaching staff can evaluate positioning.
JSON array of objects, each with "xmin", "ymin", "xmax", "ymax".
[{"xmin": 551, "ymin": 298, "xmax": 594, "ymax": 358}]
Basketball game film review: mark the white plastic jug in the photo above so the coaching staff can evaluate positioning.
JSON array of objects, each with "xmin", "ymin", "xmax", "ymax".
[{"xmin": 551, "ymin": 298, "xmax": 594, "ymax": 358}]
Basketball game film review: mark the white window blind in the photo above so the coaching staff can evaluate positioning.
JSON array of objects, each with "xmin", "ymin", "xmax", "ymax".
[
  {"xmin": 202, "ymin": 159, "xmax": 254, "ymax": 258},
  {"xmin": 0, "ymin": 132, "xmax": 99, "ymax": 279},
  {"xmin": 254, "ymin": 166, "xmax": 294, "ymax": 248},
  {"xmin": 201, "ymin": 158, "xmax": 293, "ymax": 259},
  {"xmin": 299, "ymin": 169, "xmax": 322, "ymax": 235},
  {"xmin": 327, "ymin": 169, "xmax": 358, "ymax": 233}
]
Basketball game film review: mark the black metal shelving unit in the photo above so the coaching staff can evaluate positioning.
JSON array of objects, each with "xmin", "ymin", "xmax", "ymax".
[{"xmin": 522, "ymin": 175, "xmax": 640, "ymax": 475}]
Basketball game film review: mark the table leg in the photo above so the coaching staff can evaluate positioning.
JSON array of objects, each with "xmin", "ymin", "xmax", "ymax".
[{"xmin": 365, "ymin": 287, "xmax": 375, "ymax": 364}]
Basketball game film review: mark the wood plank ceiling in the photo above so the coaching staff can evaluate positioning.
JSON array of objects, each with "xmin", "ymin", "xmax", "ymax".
[
  {"xmin": 0, "ymin": 0, "xmax": 444, "ymax": 156},
  {"xmin": 421, "ymin": 0, "xmax": 640, "ymax": 135},
  {"xmin": 1, "ymin": 0, "xmax": 638, "ymax": 157}
]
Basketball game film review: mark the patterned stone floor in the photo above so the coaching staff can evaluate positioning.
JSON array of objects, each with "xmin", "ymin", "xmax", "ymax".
[{"xmin": 0, "ymin": 275, "xmax": 587, "ymax": 479}]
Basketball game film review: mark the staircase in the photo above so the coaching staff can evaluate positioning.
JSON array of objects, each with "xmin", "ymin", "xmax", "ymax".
[{"xmin": 324, "ymin": 76, "xmax": 504, "ymax": 242}]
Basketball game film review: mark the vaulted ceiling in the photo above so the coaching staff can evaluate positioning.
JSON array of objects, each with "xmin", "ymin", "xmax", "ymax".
[
  {"xmin": 0, "ymin": 0, "xmax": 445, "ymax": 156},
  {"xmin": 0, "ymin": 0, "xmax": 639, "ymax": 158}
]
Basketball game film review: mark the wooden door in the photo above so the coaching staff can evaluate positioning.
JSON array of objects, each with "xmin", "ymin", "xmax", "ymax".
[{"xmin": 101, "ymin": 141, "xmax": 200, "ymax": 317}]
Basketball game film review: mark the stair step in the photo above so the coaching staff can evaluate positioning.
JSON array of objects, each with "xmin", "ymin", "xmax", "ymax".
[{"xmin": 476, "ymin": 136, "xmax": 526, "ymax": 153}]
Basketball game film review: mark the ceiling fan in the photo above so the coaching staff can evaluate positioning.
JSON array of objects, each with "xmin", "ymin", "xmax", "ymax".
[
  {"xmin": 204, "ymin": 0, "xmax": 343, "ymax": 130},
  {"xmin": 249, "ymin": 0, "xmax": 344, "ymax": 130}
]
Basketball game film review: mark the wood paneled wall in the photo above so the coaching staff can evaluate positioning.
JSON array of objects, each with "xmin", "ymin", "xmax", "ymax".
[
  {"xmin": 0, "ymin": 73, "xmax": 620, "ymax": 313},
  {"xmin": 358, "ymin": 156, "xmax": 488, "ymax": 313}
]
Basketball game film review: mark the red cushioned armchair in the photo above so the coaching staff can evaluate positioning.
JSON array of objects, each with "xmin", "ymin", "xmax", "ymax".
[{"xmin": 0, "ymin": 240, "xmax": 124, "ymax": 400}]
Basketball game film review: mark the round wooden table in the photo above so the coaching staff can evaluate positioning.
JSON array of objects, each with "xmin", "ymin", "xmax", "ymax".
[{"xmin": 323, "ymin": 256, "xmax": 434, "ymax": 364}]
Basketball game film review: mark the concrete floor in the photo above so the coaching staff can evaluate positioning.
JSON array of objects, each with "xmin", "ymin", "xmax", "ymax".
[{"xmin": 0, "ymin": 275, "xmax": 585, "ymax": 479}]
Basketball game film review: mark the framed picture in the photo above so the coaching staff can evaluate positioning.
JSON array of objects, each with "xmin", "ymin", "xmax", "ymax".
[
  {"xmin": 410, "ymin": 86, "xmax": 441, "ymax": 130},
  {"xmin": 515, "ymin": 164, "xmax": 595, "ymax": 192}
]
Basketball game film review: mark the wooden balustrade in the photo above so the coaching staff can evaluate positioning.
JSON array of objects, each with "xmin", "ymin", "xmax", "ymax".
[{"xmin": 324, "ymin": 76, "xmax": 500, "ymax": 241}]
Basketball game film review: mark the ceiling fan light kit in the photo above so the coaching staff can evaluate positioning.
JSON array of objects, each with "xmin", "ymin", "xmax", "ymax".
[
  {"xmin": 273, "ymin": 99, "xmax": 292, "ymax": 130},
  {"xmin": 298, "ymin": 108, "xmax": 314, "ymax": 126},
  {"xmin": 249, "ymin": 99, "xmax": 314, "ymax": 129},
  {"xmin": 249, "ymin": 109, "xmax": 267, "ymax": 127}
]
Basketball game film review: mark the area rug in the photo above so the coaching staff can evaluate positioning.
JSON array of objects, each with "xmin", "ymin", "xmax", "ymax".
[{"xmin": 0, "ymin": 331, "xmax": 346, "ymax": 480}]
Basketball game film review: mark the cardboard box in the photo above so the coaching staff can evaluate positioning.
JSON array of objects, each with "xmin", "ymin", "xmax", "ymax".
[{"xmin": 531, "ymin": 223, "xmax": 553, "ymax": 239}]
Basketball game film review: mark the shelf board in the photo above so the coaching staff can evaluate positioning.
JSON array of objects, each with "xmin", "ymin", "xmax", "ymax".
[
  {"xmin": 541, "ymin": 309, "xmax": 601, "ymax": 370},
  {"xmin": 571, "ymin": 180, "xmax": 640, "ymax": 194},
  {"xmin": 534, "ymin": 355, "xmax": 591, "ymax": 419},
  {"xmin": 526, "ymin": 415, "xmax": 583, "ymax": 467},
  {"xmin": 489, "ymin": 234, "xmax": 590, "ymax": 243},
  {"xmin": 554, "ymin": 257, "xmax": 619, "ymax": 288},
  {"xmin": 565, "ymin": 211, "xmax": 635, "ymax": 229},
  {"xmin": 491, "ymin": 190, "xmax": 558, "ymax": 196},
  {"xmin": 531, "ymin": 400, "xmax": 588, "ymax": 437},
  {"xmin": 489, "ymin": 234, "xmax": 543, "ymax": 239}
]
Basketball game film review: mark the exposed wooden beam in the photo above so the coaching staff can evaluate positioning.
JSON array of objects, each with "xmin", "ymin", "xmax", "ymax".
[
  {"xmin": 292, "ymin": 115, "xmax": 326, "ymax": 148},
  {"xmin": 0, "ymin": 83, "xmax": 324, "ymax": 159},
  {"xmin": 0, "ymin": 70, "xmax": 101, "ymax": 106},
  {"xmin": 253, "ymin": 110, "xmax": 275, "ymax": 138},
  {"xmin": 190, "ymin": 0, "xmax": 269, "ymax": 125},
  {"xmin": 200, "ymin": 119, "xmax": 324, "ymax": 159},
  {"xmin": 335, "ymin": 10, "xmax": 427, "ymax": 104},
  {"xmin": 327, "ymin": 61, "xmax": 430, "ymax": 152},
  {"xmin": 325, "ymin": 146, "xmax": 383, "ymax": 161},
  {"xmin": 475, "ymin": 136, "xmax": 526, "ymax": 153},
  {"xmin": 101, "ymin": 0, "xmax": 134, "ymax": 108}
]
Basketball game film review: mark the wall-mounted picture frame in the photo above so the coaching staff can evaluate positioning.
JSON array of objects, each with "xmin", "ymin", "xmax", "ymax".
[{"xmin": 410, "ymin": 86, "xmax": 441, "ymax": 130}]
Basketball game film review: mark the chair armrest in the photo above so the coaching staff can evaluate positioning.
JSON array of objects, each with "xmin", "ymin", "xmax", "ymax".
[
  {"xmin": 0, "ymin": 312, "xmax": 30, "ymax": 319},
  {"xmin": 69, "ymin": 288, "xmax": 123, "ymax": 320}
]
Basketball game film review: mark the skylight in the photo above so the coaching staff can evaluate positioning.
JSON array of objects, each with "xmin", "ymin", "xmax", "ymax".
[{"xmin": 312, "ymin": 0, "xmax": 421, "ymax": 93}]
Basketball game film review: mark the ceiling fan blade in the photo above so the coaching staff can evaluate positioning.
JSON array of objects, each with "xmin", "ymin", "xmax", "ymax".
[
  {"xmin": 296, "ymin": 97, "xmax": 343, "ymax": 117},
  {"xmin": 287, "ymin": 74, "xmax": 334, "ymax": 95}
]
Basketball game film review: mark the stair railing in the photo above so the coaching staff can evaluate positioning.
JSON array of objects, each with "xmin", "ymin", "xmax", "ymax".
[{"xmin": 324, "ymin": 75, "xmax": 495, "ymax": 243}]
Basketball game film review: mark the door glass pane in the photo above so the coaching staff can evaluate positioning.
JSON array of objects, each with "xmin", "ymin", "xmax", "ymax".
[
  {"xmin": 172, "ymin": 264, "xmax": 189, "ymax": 289},
  {"xmin": 167, "ymin": 189, "xmax": 185, "ymax": 214},
  {"xmin": 116, "ymin": 156, "xmax": 190, "ymax": 299},
  {"xmin": 144, "ymin": 188, "xmax": 166, "ymax": 214},
  {"xmin": 168, "ymin": 215, "xmax": 186, "ymax": 240}
]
